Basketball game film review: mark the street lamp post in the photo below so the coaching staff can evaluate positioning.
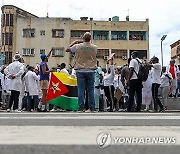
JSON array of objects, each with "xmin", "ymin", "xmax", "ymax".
[{"xmin": 161, "ymin": 35, "xmax": 167, "ymax": 66}]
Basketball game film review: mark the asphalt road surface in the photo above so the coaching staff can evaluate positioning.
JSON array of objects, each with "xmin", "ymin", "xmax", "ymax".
[{"xmin": 0, "ymin": 112, "xmax": 180, "ymax": 154}]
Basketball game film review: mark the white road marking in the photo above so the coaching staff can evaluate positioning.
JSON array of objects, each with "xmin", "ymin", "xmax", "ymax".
[
  {"xmin": 0, "ymin": 126, "xmax": 179, "ymax": 145},
  {"xmin": 0, "ymin": 115, "xmax": 180, "ymax": 119}
]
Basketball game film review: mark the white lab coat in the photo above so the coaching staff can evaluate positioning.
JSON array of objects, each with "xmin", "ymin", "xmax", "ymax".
[
  {"xmin": 114, "ymin": 74, "xmax": 125, "ymax": 93},
  {"xmin": 142, "ymin": 70, "xmax": 153, "ymax": 106},
  {"xmin": 1, "ymin": 74, "xmax": 11, "ymax": 94},
  {"xmin": 24, "ymin": 71, "xmax": 39, "ymax": 96},
  {"xmin": 4, "ymin": 61, "xmax": 24, "ymax": 92}
]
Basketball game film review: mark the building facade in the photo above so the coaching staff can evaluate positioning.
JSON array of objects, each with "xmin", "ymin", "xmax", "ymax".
[
  {"xmin": 170, "ymin": 39, "xmax": 180, "ymax": 65},
  {"xmin": 1, "ymin": 5, "xmax": 149, "ymax": 69}
]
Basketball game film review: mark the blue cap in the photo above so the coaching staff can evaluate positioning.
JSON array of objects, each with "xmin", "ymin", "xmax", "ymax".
[{"xmin": 40, "ymin": 54, "xmax": 46, "ymax": 60}]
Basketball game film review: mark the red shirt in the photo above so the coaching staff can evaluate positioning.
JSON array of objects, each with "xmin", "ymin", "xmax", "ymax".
[{"xmin": 169, "ymin": 65, "xmax": 175, "ymax": 79}]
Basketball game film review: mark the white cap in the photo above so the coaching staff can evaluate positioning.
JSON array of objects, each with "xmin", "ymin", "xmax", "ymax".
[{"xmin": 13, "ymin": 52, "xmax": 21, "ymax": 61}]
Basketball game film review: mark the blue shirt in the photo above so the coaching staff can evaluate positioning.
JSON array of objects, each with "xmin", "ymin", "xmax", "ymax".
[{"xmin": 40, "ymin": 62, "xmax": 49, "ymax": 81}]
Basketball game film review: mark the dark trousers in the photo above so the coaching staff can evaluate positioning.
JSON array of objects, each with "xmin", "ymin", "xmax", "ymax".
[
  {"xmin": 99, "ymin": 94, "xmax": 104, "ymax": 111},
  {"xmin": 104, "ymin": 85, "xmax": 114, "ymax": 111},
  {"xmin": 152, "ymin": 83, "xmax": 163, "ymax": 111},
  {"xmin": 8, "ymin": 90, "xmax": 20, "ymax": 110},
  {"xmin": 127, "ymin": 79, "xmax": 142, "ymax": 112}
]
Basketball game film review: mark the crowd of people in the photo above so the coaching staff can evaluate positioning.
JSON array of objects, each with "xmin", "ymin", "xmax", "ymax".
[{"xmin": 0, "ymin": 32, "xmax": 180, "ymax": 113}]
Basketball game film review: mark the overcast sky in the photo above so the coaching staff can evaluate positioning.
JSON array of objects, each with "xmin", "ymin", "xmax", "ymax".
[{"xmin": 2, "ymin": 0, "xmax": 180, "ymax": 66}]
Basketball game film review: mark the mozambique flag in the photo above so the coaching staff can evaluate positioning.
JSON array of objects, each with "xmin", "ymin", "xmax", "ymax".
[{"xmin": 47, "ymin": 72, "xmax": 78, "ymax": 110}]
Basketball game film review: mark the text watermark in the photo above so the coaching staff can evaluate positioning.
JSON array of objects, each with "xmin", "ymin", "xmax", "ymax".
[{"xmin": 97, "ymin": 132, "xmax": 176, "ymax": 149}]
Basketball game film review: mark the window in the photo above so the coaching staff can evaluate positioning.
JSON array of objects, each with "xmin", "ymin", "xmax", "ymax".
[
  {"xmin": 2, "ymin": 14, "xmax": 5, "ymax": 27},
  {"xmin": 40, "ymin": 49, "xmax": 45, "ymax": 54},
  {"xmin": 52, "ymin": 29, "xmax": 64, "ymax": 38},
  {"xmin": 93, "ymin": 31, "xmax": 109, "ymax": 40},
  {"xmin": 129, "ymin": 50, "xmax": 147, "ymax": 59},
  {"xmin": 111, "ymin": 49, "xmax": 127, "ymax": 59},
  {"xmin": 2, "ymin": 33, "xmax": 13, "ymax": 45},
  {"xmin": 71, "ymin": 30, "xmax": 89, "ymax": 38},
  {"xmin": 23, "ymin": 29, "xmax": 35, "ymax": 37},
  {"xmin": 111, "ymin": 31, "xmax": 127, "ymax": 40},
  {"xmin": 6, "ymin": 14, "xmax": 9, "ymax": 26},
  {"xmin": 22, "ymin": 48, "xmax": 35, "ymax": 56},
  {"xmin": 2, "ymin": 33, "xmax": 4, "ymax": 45},
  {"xmin": 40, "ymin": 30, "xmax": 45, "ymax": 36},
  {"xmin": 129, "ymin": 31, "xmax": 147, "ymax": 40},
  {"xmin": 10, "ymin": 14, "xmax": 13, "ymax": 26},
  {"xmin": 1, "ymin": 13, "xmax": 13, "ymax": 27},
  {"xmin": 177, "ymin": 46, "xmax": 180, "ymax": 54},
  {"xmin": 97, "ymin": 49, "xmax": 109, "ymax": 58},
  {"xmin": 2, "ymin": 52, "xmax": 12, "ymax": 64},
  {"xmin": 52, "ymin": 48, "xmax": 64, "ymax": 57}
]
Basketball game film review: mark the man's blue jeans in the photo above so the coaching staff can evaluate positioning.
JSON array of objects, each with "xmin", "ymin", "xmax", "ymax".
[
  {"xmin": 76, "ymin": 72, "xmax": 95, "ymax": 110},
  {"xmin": 27, "ymin": 94, "xmax": 39, "ymax": 110}
]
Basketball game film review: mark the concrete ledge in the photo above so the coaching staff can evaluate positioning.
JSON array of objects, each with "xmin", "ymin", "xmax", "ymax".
[{"xmin": 167, "ymin": 98, "xmax": 180, "ymax": 110}]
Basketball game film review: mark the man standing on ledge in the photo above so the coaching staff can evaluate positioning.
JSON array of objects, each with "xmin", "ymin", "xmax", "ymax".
[{"xmin": 66, "ymin": 32, "xmax": 97, "ymax": 112}]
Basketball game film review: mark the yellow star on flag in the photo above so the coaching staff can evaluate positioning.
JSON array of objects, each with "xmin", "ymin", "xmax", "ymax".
[{"xmin": 51, "ymin": 82, "xmax": 61, "ymax": 94}]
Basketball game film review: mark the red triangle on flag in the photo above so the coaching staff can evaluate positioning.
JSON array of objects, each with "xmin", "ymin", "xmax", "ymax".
[{"xmin": 46, "ymin": 73, "xmax": 69, "ymax": 101}]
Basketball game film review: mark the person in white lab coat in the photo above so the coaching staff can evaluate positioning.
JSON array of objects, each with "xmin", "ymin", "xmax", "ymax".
[
  {"xmin": 18, "ymin": 62, "xmax": 27, "ymax": 111},
  {"xmin": 4, "ymin": 53, "xmax": 24, "ymax": 112},
  {"xmin": 1, "ymin": 66, "xmax": 11, "ymax": 109},
  {"xmin": 24, "ymin": 66, "xmax": 39, "ymax": 111}
]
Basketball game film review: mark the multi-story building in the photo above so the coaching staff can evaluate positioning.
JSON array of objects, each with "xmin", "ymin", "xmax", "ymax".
[
  {"xmin": 1, "ymin": 5, "xmax": 38, "ymax": 64},
  {"xmin": 1, "ymin": 5, "xmax": 149, "ymax": 69},
  {"xmin": 170, "ymin": 39, "xmax": 180, "ymax": 65}
]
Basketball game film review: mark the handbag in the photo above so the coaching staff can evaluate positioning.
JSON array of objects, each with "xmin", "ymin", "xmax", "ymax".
[{"xmin": 114, "ymin": 76, "xmax": 123, "ymax": 101}]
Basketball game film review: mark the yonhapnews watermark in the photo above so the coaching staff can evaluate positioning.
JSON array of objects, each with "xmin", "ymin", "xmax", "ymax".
[{"xmin": 96, "ymin": 132, "xmax": 176, "ymax": 149}]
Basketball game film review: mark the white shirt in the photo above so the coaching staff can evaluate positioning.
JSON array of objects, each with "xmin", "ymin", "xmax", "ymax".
[
  {"xmin": 114, "ymin": 74, "xmax": 125, "ymax": 93},
  {"xmin": 152, "ymin": 63, "xmax": 162, "ymax": 84},
  {"xmin": 166, "ymin": 65, "xmax": 177, "ymax": 79},
  {"xmin": 160, "ymin": 72, "xmax": 172, "ymax": 87},
  {"xmin": 104, "ymin": 65, "xmax": 115, "ymax": 86},
  {"xmin": 4, "ymin": 61, "xmax": 24, "ymax": 92},
  {"xmin": 60, "ymin": 68, "xmax": 69, "ymax": 75},
  {"xmin": 24, "ymin": 71, "xmax": 39, "ymax": 96},
  {"xmin": 71, "ymin": 68, "xmax": 76, "ymax": 78},
  {"xmin": 129, "ymin": 58, "xmax": 142, "ymax": 80}
]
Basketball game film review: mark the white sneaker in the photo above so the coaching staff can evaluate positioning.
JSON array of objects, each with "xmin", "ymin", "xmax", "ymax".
[
  {"xmin": 85, "ymin": 109, "xmax": 91, "ymax": 113},
  {"xmin": 7, "ymin": 109, "xmax": 10, "ymax": 112},
  {"xmin": 14, "ymin": 109, "xmax": 19, "ymax": 112},
  {"xmin": 50, "ymin": 108, "xmax": 57, "ymax": 112}
]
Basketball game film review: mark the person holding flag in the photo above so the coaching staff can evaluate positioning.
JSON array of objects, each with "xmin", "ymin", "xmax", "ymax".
[{"xmin": 38, "ymin": 48, "xmax": 53, "ymax": 112}]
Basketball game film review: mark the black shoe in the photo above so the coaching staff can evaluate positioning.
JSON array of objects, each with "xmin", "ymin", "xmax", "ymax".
[
  {"xmin": 135, "ymin": 109, "xmax": 141, "ymax": 112},
  {"xmin": 108, "ymin": 109, "xmax": 113, "ymax": 112},
  {"xmin": 78, "ymin": 108, "xmax": 85, "ymax": 113},
  {"xmin": 159, "ymin": 108, "xmax": 165, "ymax": 112},
  {"xmin": 37, "ymin": 108, "xmax": 42, "ymax": 112},
  {"xmin": 42, "ymin": 109, "xmax": 47, "ymax": 112},
  {"xmin": 169, "ymin": 94, "xmax": 173, "ymax": 98}
]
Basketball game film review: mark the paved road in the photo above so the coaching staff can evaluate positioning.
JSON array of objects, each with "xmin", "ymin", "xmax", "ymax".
[{"xmin": 0, "ymin": 112, "xmax": 180, "ymax": 154}]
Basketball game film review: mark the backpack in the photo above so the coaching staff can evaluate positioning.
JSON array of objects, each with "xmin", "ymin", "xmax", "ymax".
[
  {"xmin": 164, "ymin": 73, "xmax": 172, "ymax": 86},
  {"xmin": 134, "ymin": 59, "xmax": 149, "ymax": 81}
]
